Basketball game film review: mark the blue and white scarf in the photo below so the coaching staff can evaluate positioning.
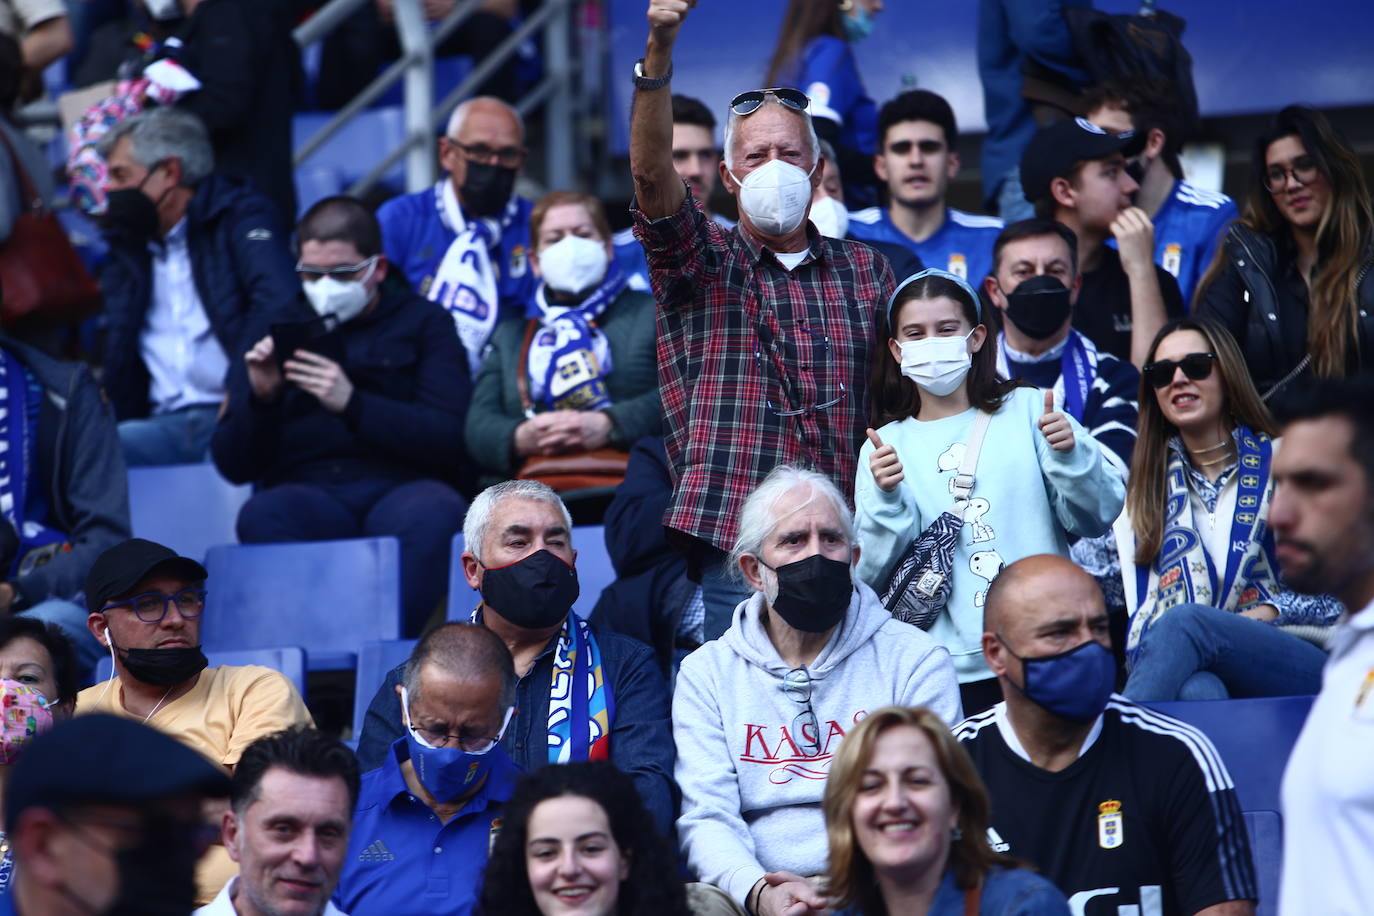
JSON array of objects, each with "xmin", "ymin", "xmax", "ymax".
[
  {"xmin": 430, "ymin": 180, "xmax": 501, "ymax": 379},
  {"xmin": 525, "ymin": 264, "xmax": 627, "ymax": 412},
  {"xmin": 0, "ymin": 352, "xmax": 65, "ymax": 580},
  {"xmin": 996, "ymin": 329, "xmax": 1097, "ymax": 421}
]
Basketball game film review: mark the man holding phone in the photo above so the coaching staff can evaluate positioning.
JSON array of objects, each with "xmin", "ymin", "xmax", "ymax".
[{"xmin": 210, "ymin": 196, "xmax": 472, "ymax": 636}]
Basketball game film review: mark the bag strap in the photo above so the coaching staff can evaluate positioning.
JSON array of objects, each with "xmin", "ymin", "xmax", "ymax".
[
  {"xmin": 962, "ymin": 881, "xmax": 982, "ymax": 916},
  {"xmin": 951, "ymin": 410, "xmax": 992, "ymax": 518},
  {"xmin": 515, "ymin": 318, "xmax": 539, "ymax": 416},
  {"xmin": 0, "ymin": 126, "xmax": 42, "ymax": 212}
]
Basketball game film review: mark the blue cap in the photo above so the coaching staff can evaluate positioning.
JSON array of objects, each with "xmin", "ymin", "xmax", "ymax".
[{"xmin": 886, "ymin": 267, "xmax": 983, "ymax": 330}]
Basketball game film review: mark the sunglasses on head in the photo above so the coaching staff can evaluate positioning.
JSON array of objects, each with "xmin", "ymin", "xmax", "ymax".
[
  {"xmin": 1144, "ymin": 352, "xmax": 1217, "ymax": 389},
  {"xmin": 729, "ymin": 87, "xmax": 810, "ymax": 116}
]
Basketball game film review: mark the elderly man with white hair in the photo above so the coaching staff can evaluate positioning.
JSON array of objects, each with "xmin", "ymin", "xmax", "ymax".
[
  {"xmin": 628, "ymin": 0, "xmax": 898, "ymax": 645},
  {"xmin": 376, "ymin": 96, "xmax": 535, "ymax": 376},
  {"xmin": 673, "ymin": 466, "xmax": 960, "ymax": 916},
  {"xmin": 354, "ymin": 479, "xmax": 677, "ymax": 834}
]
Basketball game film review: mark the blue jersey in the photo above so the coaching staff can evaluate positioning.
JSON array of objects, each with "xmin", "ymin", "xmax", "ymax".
[
  {"xmin": 333, "ymin": 739, "xmax": 520, "ymax": 916},
  {"xmin": 1152, "ymin": 181, "xmax": 1237, "ymax": 309},
  {"xmin": 377, "ymin": 184, "xmax": 536, "ymax": 318},
  {"xmin": 613, "ymin": 212, "xmax": 735, "ymax": 292},
  {"xmin": 848, "ymin": 207, "xmax": 1004, "ymax": 285},
  {"xmin": 789, "ymin": 36, "xmax": 877, "ymax": 158}
]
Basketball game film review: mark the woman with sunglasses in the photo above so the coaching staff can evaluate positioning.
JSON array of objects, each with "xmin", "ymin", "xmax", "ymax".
[
  {"xmin": 1195, "ymin": 105, "xmax": 1374, "ymax": 399},
  {"xmin": 764, "ymin": 0, "xmax": 882, "ymax": 206},
  {"xmin": 855, "ymin": 269, "xmax": 1124, "ymax": 714},
  {"xmin": 823, "ymin": 706, "xmax": 1068, "ymax": 916},
  {"xmin": 1116, "ymin": 318, "xmax": 1340, "ymax": 702},
  {"xmin": 464, "ymin": 191, "xmax": 660, "ymax": 502}
]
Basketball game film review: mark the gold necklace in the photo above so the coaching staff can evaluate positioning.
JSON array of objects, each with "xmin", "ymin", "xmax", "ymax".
[
  {"xmin": 1190, "ymin": 438, "xmax": 1231, "ymax": 454},
  {"xmin": 1191, "ymin": 449, "xmax": 1234, "ymax": 468}
]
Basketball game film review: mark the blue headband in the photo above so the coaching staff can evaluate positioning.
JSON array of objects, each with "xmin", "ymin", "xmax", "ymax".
[{"xmin": 885, "ymin": 268, "xmax": 983, "ymax": 330}]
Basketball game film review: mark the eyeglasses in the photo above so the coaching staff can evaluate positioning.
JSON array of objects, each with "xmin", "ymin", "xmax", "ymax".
[
  {"xmin": 100, "ymin": 588, "xmax": 206, "ymax": 623},
  {"xmin": 755, "ymin": 324, "xmax": 847, "ymax": 417},
  {"xmin": 729, "ymin": 87, "xmax": 810, "ymax": 117},
  {"xmin": 1264, "ymin": 156, "xmax": 1319, "ymax": 194},
  {"xmin": 296, "ymin": 255, "xmax": 378, "ymax": 284},
  {"xmin": 781, "ymin": 667, "xmax": 821, "ymax": 756},
  {"xmin": 406, "ymin": 703, "xmax": 515, "ymax": 754},
  {"xmin": 448, "ymin": 139, "xmax": 527, "ymax": 169},
  {"xmin": 1143, "ymin": 352, "xmax": 1217, "ymax": 389}
]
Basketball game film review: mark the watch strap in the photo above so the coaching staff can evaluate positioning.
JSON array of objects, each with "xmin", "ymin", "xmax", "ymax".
[{"xmin": 632, "ymin": 57, "xmax": 672, "ymax": 91}]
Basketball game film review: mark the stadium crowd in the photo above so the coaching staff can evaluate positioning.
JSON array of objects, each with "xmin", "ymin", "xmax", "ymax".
[{"xmin": 0, "ymin": 0, "xmax": 1368, "ymax": 914}]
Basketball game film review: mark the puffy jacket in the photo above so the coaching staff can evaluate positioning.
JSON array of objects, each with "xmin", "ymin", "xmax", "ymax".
[
  {"xmin": 100, "ymin": 172, "xmax": 299, "ymax": 422},
  {"xmin": 1196, "ymin": 223, "xmax": 1374, "ymax": 396}
]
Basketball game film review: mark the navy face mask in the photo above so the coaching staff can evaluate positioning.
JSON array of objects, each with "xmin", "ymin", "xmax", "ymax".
[{"xmin": 999, "ymin": 636, "xmax": 1116, "ymax": 723}]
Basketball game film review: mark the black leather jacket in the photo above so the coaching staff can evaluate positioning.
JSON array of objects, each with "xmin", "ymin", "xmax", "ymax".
[{"xmin": 1195, "ymin": 222, "xmax": 1374, "ymax": 397}]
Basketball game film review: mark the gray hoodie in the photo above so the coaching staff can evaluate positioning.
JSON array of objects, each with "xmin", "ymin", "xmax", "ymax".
[{"xmin": 672, "ymin": 580, "xmax": 961, "ymax": 904}]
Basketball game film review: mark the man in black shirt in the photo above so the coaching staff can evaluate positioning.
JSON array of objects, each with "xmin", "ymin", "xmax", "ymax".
[
  {"xmin": 1020, "ymin": 118, "xmax": 1184, "ymax": 368},
  {"xmin": 956, "ymin": 555, "xmax": 1256, "ymax": 916}
]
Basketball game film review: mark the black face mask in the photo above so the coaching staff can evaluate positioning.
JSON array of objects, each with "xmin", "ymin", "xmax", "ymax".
[
  {"xmin": 101, "ymin": 188, "xmax": 162, "ymax": 240},
  {"xmin": 765, "ymin": 554, "xmax": 853, "ymax": 633},
  {"xmin": 481, "ymin": 549, "xmax": 580, "ymax": 630},
  {"xmin": 105, "ymin": 822, "xmax": 201, "ymax": 916},
  {"xmin": 116, "ymin": 644, "xmax": 208, "ymax": 687},
  {"xmin": 459, "ymin": 160, "xmax": 517, "ymax": 218},
  {"xmin": 1004, "ymin": 275, "xmax": 1073, "ymax": 340}
]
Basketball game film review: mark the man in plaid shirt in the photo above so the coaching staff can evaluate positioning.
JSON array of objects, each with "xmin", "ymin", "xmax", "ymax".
[{"xmin": 629, "ymin": 0, "xmax": 897, "ymax": 640}]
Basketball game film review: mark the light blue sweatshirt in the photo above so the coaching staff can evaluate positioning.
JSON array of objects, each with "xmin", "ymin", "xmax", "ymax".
[{"xmin": 855, "ymin": 386, "xmax": 1126, "ymax": 682}]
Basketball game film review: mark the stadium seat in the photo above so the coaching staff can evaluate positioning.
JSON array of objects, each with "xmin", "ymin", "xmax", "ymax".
[
  {"xmin": 446, "ymin": 525, "xmax": 615, "ymax": 621},
  {"xmin": 202, "ymin": 538, "xmax": 402, "ymax": 671},
  {"xmin": 127, "ymin": 464, "xmax": 252, "ymax": 562},
  {"xmin": 352, "ymin": 638, "xmax": 417, "ymax": 740},
  {"xmin": 94, "ymin": 646, "xmax": 308, "ymax": 696},
  {"xmin": 292, "ymin": 106, "xmax": 407, "ymax": 204}
]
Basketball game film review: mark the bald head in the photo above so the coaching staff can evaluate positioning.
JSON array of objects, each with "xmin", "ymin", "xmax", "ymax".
[
  {"xmin": 983, "ymin": 554, "xmax": 1107, "ymax": 659},
  {"xmin": 402, "ymin": 622, "xmax": 517, "ymax": 709},
  {"xmin": 446, "ymin": 96, "xmax": 524, "ymax": 146}
]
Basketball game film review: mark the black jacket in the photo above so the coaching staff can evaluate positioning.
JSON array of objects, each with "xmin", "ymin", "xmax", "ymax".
[
  {"xmin": 1196, "ymin": 223, "xmax": 1374, "ymax": 396},
  {"xmin": 100, "ymin": 172, "xmax": 299, "ymax": 422},
  {"xmin": 210, "ymin": 275, "xmax": 471, "ymax": 489},
  {"xmin": 169, "ymin": 0, "xmax": 302, "ymax": 223}
]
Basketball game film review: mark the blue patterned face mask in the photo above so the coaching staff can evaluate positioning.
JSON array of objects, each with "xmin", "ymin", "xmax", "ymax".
[
  {"xmin": 998, "ymin": 636, "xmax": 1116, "ymax": 723},
  {"xmin": 400, "ymin": 686, "xmax": 514, "ymax": 800},
  {"xmin": 844, "ymin": 7, "xmax": 875, "ymax": 43}
]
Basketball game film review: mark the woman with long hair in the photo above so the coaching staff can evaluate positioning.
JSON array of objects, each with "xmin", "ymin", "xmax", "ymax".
[
  {"xmin": 824, "ymin": 706, "xmax": 1068, "ymax": 915},
  {"xmin": 1195, "ymin": 105, "xmax": 1374, "ymax": 399},
  {"xmin": 764, "ymin": 0, "xmax": 883, "ymax": 206},
  {"xmin": 854, "ymin": 269, "xmax": 1124, "ymax": 713},
  {"xmin": 479, "ymin": 761, "xmax": 690, "ymax": 916},
  {"xmin": 1117, "ymin": 317, "xmax": 1341, "ymax": 701}
]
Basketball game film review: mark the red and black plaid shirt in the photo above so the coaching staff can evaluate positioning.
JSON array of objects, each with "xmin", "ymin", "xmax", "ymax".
[{"xmin": 631, "ymin": 192, "xmax": 895, "ymax": 554}]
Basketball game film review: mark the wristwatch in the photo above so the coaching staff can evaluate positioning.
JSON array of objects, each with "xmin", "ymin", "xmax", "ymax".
[{"xmin": 632, "ymin": 58, "xmax": 672, "ymax": 91}]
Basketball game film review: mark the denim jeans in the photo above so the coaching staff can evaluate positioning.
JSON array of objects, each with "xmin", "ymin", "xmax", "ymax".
[
  {"xmin": 1123, "ymin": 602, "xmax": 1328, "ymax": 701},
  {"xmin": 996, "ymin": 167, "xmax": 1035, "ymax": 224},
  {"xmin": 117, "ymin": 404, "xmax": 220, "ymax": 467},
  {"xmin": 20, "ymin": 598, "xmax": 103, "ymax": 683},
  {"xmin": 698, "ymin": 549, "xmax": 753, "ymax": 642}
]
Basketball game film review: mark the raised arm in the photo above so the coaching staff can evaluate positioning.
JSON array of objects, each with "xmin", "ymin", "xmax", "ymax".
[{"xmin": 629, "ymin": 0, "xmax": 695, "ymax": 219}]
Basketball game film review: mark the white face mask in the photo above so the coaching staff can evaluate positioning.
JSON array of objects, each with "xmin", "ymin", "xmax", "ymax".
[
  {"xmin": 538, "ymin": 234, "xmax": 609, "ymax": 295},
  {"xmin": 898, "ymin": 330, "xmax": 976, "ymax": 396},
  {"xmin": 809, "ymin": 195, "xmax": 849, "ymax": 239},
  {"xmin": 731, "ymin": 158, "xmax": 816, "ymax": 237},
  {"xmin": 302, "ymin": 258, "xmax": 376, "ymax": 324},
  {"xmin": 144, "ymin": 0, "xmax": 182, "ymax": 20}
]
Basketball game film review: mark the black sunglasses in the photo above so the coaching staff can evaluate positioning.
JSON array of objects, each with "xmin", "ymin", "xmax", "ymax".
[
  {"xmin": 1144, "ymin": 352, "xmax": 1217, "ymax": 389},
  {"xmin": 729, "ymin": 87, "xmax": 810, "ymax": 116}
]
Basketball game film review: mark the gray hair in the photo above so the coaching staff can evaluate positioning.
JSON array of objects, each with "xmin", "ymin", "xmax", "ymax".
[
  {"xmin": 402, "ymin": 622, "xmax": 518, "ymax": 710},
  {"xmin": 729, "ymin": 465, "xmax": 856, "ymax": 578},
  {"xmin": 463, "ymin": 480, "xmax": 573, "ymax": 564},
  {"xmin": 445, "ymin": 95, "xmax": 525, "ymax": 143},
  {"xmin": 723, "ymin": 96, "xmax": 820, "ymax": 172},
  {"xmin": 96, "ymin": 107, "xmax": 214, "ymax": 186}
]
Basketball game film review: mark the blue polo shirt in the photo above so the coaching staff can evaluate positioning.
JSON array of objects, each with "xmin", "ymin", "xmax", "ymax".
[
  {"xmin": 847, "ymin": 206, "xmax": 1003, "ymax": 285},
  {"xmin": 1151, "ymin": 180, "xmax": 1238, "ymax": 309},
  {"xmin": 333, "ymin": 738, "xmax": 521, "ymax": 916},
  {"xmin": 613, "ymin": 212, "xmax": 736, "ymax": 293}
]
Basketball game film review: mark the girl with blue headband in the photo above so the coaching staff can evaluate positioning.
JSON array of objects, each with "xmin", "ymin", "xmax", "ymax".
[{"xmin": 854, "ymin": 269, "xmax": 1126, "ymax": 712}]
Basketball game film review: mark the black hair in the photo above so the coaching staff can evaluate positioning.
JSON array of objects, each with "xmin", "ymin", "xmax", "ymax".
[
  {"xmin": 1272, "ymin": 375, "xmax": 1374, "ymax": 493},
  {"xmin": 297, "ymin": 195, "xmax": 383, "ymax": 259},
  {"xmin": 231, "ymin": 726, "xmax": 361, "ymax": 814},
  {"xmin": 0, "ymin": 33, "xmax": 20, "ymax": 113},
  {"xmin": 479, "ymin": 761, "xmax": 691, "ymax": 916},
  {"xmin": 877, "ymin": 89, "xmax": 958, "ymax": 150},
  {"xmin": 0, "ymin": 617, "xmax": 77, "ymax": 707},
  {"xmin": 991, "ymin": 218, "xmax": 1079, "ymax": 277},
  {"xmin": 671, "ymin": 94, "xmax": 715, "ymax": 132},
  {"xmin": 1082, "ymin": 77, "xmax": 1187, "ymax": 179}
]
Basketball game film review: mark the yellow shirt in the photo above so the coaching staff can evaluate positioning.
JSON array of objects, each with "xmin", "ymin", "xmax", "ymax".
[{"xmin": 76, "ymin": 665, "xmax": 314, "ymax": 902}]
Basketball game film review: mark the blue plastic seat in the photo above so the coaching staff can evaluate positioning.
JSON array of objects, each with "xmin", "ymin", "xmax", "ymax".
[
  {"xmin": 128, "ymin": 464, "xmax": 252, "ymax": 562},
  {"xmin": 202, "ymin": 538, "xmax": 402, "ymax": 671},
  {"xmin": 446, "ymin": 525, "xmax": 614, "ymax": 621},
  {"xmin": 352, "ymin": 639, "xmax": 418, "ymax": 741},
  {"xmin": 94, "ymin": 646, "xmax": 308, "ymax": 697},
  {"xmin": 292, "ymin": 107, "xmax": 406, "ymax": 197}
]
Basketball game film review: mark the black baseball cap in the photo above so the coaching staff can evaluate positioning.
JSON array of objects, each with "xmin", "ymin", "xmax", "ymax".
[
  {"xmin": 85, "ymin": 538, "xmax": 208, "ymax": 614},
  {"xmin": 1019, "ymin": 117, "xmax": 1142, "ymax": 205},
  {"xmin": 6, "ymin": 714, "xmax": 230, "ymax": 832}
]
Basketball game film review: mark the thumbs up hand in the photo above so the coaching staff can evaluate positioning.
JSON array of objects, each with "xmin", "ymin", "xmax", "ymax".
[
  {"xmin": 867, "ymin": 428, "xmax": 905, "ymax": 492},
  {"xmin": 1037, "ymin": 389, "xmax": 1075, "ymax": 452}
]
